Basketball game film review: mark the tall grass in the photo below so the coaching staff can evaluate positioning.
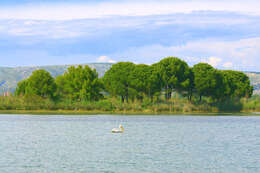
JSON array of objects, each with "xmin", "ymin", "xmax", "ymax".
[
  {"xmin": 0, "ymin": 95, "xmax": 260, "ymax": 113},
  {"xmin": 241, "ymin": 96, "xmax": 260, "ymax": 112}
]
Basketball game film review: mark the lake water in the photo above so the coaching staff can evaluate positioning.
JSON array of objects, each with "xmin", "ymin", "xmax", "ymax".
[{"xmin": 0, "ymin": 115, "xmax": 259, "ymax": 173}]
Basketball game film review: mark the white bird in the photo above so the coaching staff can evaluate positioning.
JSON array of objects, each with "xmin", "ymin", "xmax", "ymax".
[{"xmin": 111, "ymin": 124, "xmax": 124, "ymax": 133}]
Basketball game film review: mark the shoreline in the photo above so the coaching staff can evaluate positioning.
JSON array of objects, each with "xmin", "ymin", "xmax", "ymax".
[{"xmin": 0, "ymin": 110, "xmax": 259, "ymax": 116}]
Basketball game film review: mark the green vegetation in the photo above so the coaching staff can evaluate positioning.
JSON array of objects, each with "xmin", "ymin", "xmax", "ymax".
[
  {"xmin": 0, "ymin": 63, "xmax": 112, "ymax": 93},
  {"xmin": 0, "ymin": 63, "xmax": 260, "ymax": 95},
  {"xmin": 153, "ymin": 57, "xmax": 192, "ymax": 100},
  {"xmin": 193, "ymin": 63, "xmax": 223, "ymax": 101},
  {"xmin": 15, "ymin": 70, "xmax": 56, "ymax": 99},
  {"xmin": 129, "ymin": 64, "xmax": 161, "ymax": 101},
  {"xmin": 0, "ymin": 95, "xmax": 259, "ymax": 114},
  {"xmin": 222, "ymin": 70, "xmax": 253, "ymax": 99},
  {"xmin": 56, "ymin": 65, "xmax": 103, "ymax": 101},
  {"xmin": 103, "ymin": 62, "xmax": 136, "ymax": 102},
  {"xmin": 0, "ymin": 57, "xmax": 259, "ymax": 114}
]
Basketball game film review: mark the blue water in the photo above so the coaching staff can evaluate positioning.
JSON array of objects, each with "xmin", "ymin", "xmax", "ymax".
[{"xmin": 0, "ymin": 115, "xmax": 259, "ymax": 173}]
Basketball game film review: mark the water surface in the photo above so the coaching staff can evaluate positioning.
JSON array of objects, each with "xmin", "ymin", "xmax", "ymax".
[{"xmin": 0, "ymin": 115, "xmax": 259, "ymax": 173}]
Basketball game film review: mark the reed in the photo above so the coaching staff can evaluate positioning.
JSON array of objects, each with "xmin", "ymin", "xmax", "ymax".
[{"xmin": 0, "ymin": 95, "xmax": 260, "ymax": 114}]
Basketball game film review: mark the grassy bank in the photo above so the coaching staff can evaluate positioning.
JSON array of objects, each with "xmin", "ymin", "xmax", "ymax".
[
  {"xmin": 0, "ymin": 95, "xmax": 260, "ymax": 115},
  {"xmin": 1, "ymin": 110, "xmax": 257, "ymax": 116}
]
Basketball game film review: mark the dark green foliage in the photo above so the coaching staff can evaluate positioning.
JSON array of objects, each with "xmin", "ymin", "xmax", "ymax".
[
  {"xmin": 2, "ymin": 63, "xmax": 260, "ymax": 95},
  {"xmin": 28, "ymin": 70, "xmax": 57, "ymax": 98},
  {"xmin": 192, "ymin": 63, "xmax": 224, "ymax": 101},
  {"xmin": 129, "ymin": 64, "xmax": 161, "ymax": 101},
  {"xmin": 221, "ymin": 70, "xmax": 253, "ymax": 99},
  {"xmin": 103, "ymin": 62, "xmax": 136, "ymax": 102},
  {"xmin": 15, "ymin": 69, "xmax": 56, "ymax": 99},
  {"xmin": 153, "ymin": 57, "xmax": 192, "ymax": 99},
  {"xmin": 56, "ymin": 65, "xmax": 103, "ymax": 101},
  {"xmin": 13, "ymin": 57, "xmax": 255, "ymax": 111}
]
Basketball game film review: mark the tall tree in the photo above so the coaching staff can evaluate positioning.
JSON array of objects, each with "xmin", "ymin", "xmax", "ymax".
[
  {"xmin": 221, "ymin": 70, "xmax": 253, "ymax": 99},
  {"xmin": 15, "ymin": 69, "xmax": 56, "ymax": 99},
  {"xmin": 15, "ymin": 79, "xmax": 29, "ymax": 96},
  {"xmin": 192, "ymin": 63, "xmax": 223, "ymax": 101},
  {"xmin": 186, "ymin": 67, "xmax": 195, "ymax": 100},
  {"xmin": 56, "ymin": 65, "xmax": 103, "ymax": 101},
  {"xmin": 103, "ymin": 62, "xmax": 135, "ymax": 102},
  {"xmin": 129, "ymin": 64, "xmax": 161, "ymax": 101},
  {"xmin": 153, "ymin": 57, "xmax": 192, "ymax": 100}
]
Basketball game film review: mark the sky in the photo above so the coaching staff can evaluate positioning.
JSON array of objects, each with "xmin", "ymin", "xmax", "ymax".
[{"xmin": 0, "ymin": 0, "xmax": 260, "ymax": 71}]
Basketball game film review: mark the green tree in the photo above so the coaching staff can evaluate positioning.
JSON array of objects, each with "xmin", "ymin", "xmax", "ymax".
[
  {"xmin": 103, "ymin": 62, "xmax": 135, "ymax": 102},
  {"xmin": 192, "ymin": 63, "xmax": 223, "ymax": 101},
  {"xmin": 129, "ymin": 64, "xmax": 161, "ymax": 101},
  {"xmin": 15, "ymin": 79, "xmax": 29, "ymax": 96},
  {"xmin": 221, "ymin": 70, "xmax": 253, "ymax": 99},
  {"xmin": 56, "ymin": 65, "xmax": 103, "ymax": 101},
  {"xmin": 153, "ymin": 57, "xmax": 192, "ymax": 100},
  {"xmin": 186, "ymin": 67, "xmax": 195, "ymax": 100},
  {"xmin": 15, "ymin": 69, "xmax": 56, "ymax": 99}
]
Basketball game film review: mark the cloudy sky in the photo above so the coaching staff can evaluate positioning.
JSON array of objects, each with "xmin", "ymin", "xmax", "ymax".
[{"xmin": 0, "ymin": 0, "xmax": 260, "ymax": 71}]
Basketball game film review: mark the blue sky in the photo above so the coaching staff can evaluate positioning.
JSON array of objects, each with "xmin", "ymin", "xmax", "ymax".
[{"xmin": 0, "ymin": 0, "xmax": 260, "ymax": 71}]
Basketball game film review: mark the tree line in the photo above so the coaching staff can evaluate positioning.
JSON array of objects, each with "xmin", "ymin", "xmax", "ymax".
[{"xmin": 15, "ymin": 57, "xmax": 253, "ymax": 103}]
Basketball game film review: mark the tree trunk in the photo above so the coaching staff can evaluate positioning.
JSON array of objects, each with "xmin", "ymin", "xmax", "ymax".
[
  {"xmin": 189, "ymin": 90, "xmax": 193, "ymax": 101},
  {"xmin": 168, "ymin": 91, "xmax": 172, "ymax": 100},
  {"xmin": 165, "ymin": 84, "xmax": 169, "ymax": 100}
]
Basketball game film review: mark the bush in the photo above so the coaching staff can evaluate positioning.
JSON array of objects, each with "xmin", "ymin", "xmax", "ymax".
[{"xmin": 95, "ymin": 100, "xmax": 114, "ymax": 111}]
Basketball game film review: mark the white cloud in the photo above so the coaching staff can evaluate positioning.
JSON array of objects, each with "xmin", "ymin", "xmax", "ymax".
[
  {"xmin": 0, "ymin": 1, "xmax": 260, "ymax": 20},
  {"xmin": 207, "ymin": 57, "xmax": 222, "ymax": 67},
  {"xmin": 97, "ymin": 56, "xmax": 116, "ymax": 63},
  {"xmin": 114, "ymin": 37, "xmax": 260, "ymax": 70},
  {"xmin": 1, "ymin": 10, "xmax": 259, "ymax": 39},
  {"xmin": 0, "ymin": 20, "xmax": 88, "ymax": 38},
  {"xmin": 24, "ymin": 20, "xmax": 41, "ymax": 25},
  {"xmin": 223, "ymin": 62, "xmax": 233, "ymax": 68},
  {"xmin": 6, "ymin": 27, "xmax": 83, "ymax": 38}
]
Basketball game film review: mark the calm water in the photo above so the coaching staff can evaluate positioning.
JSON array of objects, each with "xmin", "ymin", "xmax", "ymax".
[{"xmin": 0, "ymin": 115, "xmax": 259, "ymax": 173}]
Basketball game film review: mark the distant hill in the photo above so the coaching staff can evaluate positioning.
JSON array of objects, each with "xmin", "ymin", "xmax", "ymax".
[
  {"xmin": 245, "ymin": 72, "xmax": 260, "ymax": 95},
  {"xmin": 0, "ymin": 63, "xmax": 112, "ymax": 93},
  {"xmin": 0, "ymin": 63, "xmax": 259, "ymax": 95}
]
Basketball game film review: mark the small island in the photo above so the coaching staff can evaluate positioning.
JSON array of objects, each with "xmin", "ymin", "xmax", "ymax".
[{"xmin": 0, "ymin": 57, "xmax": 259, "ymax": 115}]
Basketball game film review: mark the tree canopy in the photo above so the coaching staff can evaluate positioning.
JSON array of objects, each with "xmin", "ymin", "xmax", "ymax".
[
  {"xmin": 153, "ymin": 57, "xmax": 192, "ymax": 99},
  {"xmin": 103, "ymin": 62, "xmax": 135, "ymax": 102},
  {"xmin": 129, "ymin": 64, "xmax": 161, "ymax": 100},
  {"xmin": 15, "ymin": 57, "xmax": 254, "ymax": 104},
  {"xmin": 56, "ymin": 65, "xmax": 103, "ymax": 101},
  {"xmin": 221, "ymin": 70, "xmax": 253, "ymax": 99},
  {"xmin": 192, "ymin": 63, "xmax": 224, "ymax": 101},
  {"xmin": 15, "ymin": 69, "xmax": 56, "ymax": 99}
]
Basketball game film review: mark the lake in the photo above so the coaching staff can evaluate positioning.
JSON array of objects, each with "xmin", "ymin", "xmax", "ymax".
[{"xmin": 0, "ymin": 115, "xmax": 259, "ymax": 173}]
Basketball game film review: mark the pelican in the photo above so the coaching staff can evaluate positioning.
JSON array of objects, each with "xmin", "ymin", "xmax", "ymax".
[{"xmin": 111, "ymin": 125, "xmax": 124, "ymax": 133}]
